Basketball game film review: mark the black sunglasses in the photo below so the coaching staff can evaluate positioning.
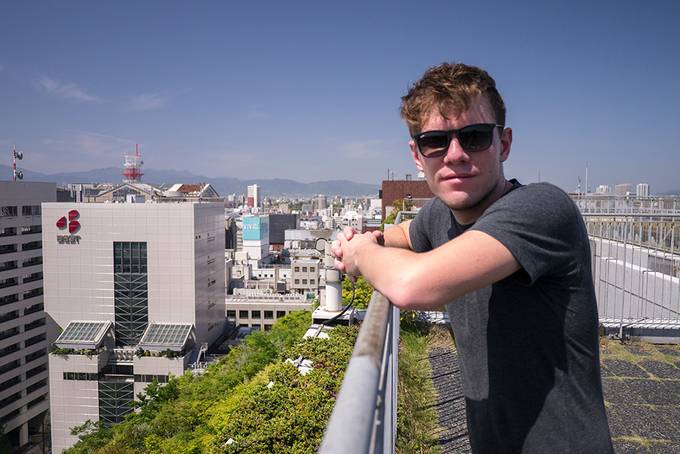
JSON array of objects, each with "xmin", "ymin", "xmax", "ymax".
[{"xmin": 412, "ymin": 123, "xmax": 504, "ymax": 158}]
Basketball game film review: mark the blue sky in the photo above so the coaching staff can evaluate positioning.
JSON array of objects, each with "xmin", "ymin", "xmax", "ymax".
[{"xmin": 1, "ymin": 0, "xmax": 679, "ymax": 192}]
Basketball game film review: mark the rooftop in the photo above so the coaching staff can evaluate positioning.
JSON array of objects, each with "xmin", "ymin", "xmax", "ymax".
[{"xmin": 427, "ymin": 338, "xmax": 680, "ymax": 453}]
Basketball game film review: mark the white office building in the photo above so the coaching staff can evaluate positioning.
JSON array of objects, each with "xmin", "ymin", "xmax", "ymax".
[
  {"xmin": 42, "ymin": 201, "xmax": 225, "ymax": 452},
  {"xmin": 0, "ymin": 181, "xmax": 54, "ymax": 450}
]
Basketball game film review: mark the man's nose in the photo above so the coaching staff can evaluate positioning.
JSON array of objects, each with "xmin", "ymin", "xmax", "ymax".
[{"xmin": 442, "ymin": 138, "xmax": 470, "ymax": 164}]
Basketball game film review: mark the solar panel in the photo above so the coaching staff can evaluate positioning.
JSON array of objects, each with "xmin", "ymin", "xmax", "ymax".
[
  {"xmin": 139, "ymin": 323, "xmax": 193, "ymax": 350},
  {"xmin": 55, "ymin": 321, "xmax": 111, "ymax": 348}
]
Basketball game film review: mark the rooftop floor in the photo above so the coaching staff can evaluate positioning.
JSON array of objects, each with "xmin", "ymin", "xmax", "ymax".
[{"xmin": 427, "ymin": 337, "xmax": 680, "ymax": 453}]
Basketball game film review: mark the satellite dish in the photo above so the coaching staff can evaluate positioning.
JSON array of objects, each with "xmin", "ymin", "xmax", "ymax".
[
  {"xmin": 15, "ymin": 170, "xmax": 23, "ymax": 180},
  {"xmin": 315, "ymin": 238, "xmax": 327, "ymax": 252},
  {"xmin": 14, "ymin": 151, "xmax": 23, "ymax": 160}
]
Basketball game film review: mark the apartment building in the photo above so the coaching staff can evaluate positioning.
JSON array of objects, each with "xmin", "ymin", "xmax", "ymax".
[{"xmin": 0, "ymin": 181, "xmax": 54, "ymax": 449}]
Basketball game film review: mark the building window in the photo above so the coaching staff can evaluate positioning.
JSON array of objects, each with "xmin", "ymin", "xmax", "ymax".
[
  {"xmin": 264, "ymin": 311, "xmax": 273, "ymax": 319},
  {"xmin": 294, "ymin": 279, "xmax": 300, "ymax": 284},
  {"xmin": 251, "ymin": 310, "xmax": 261, "ymax": 319},
  {"xmin": 302, "ymin": 279, "xmax": 307, "ymax": 285},
  {"xmin": 99, "ymin": 380, "xmax": 134, "ymax": 427},
  {"xmin": 310, "ymin": 266, "xmax": 316, "ymax": 272},
  {"xmin": 21, "ymin": 241, "xmax": 42, "ymax": 251},
  {"xmin": 239, "ymin": 310, "xmax": 249, "ymax": 319},
  {"xmin": 63, "ymin": 372, "xmax": 99, "ymax": 381},
  {"xmin": 21, "ymin": 225, "xmax": 42, "ymax": 235},
  {"xmin": 0, "ymin": 206, "xmax": 17, "ymax": 217},
  {"xmin": 0, "ymin": 227, "xmax": 17, "ymax": 237},
  {"xmin": 113, "ymin": 242, "xmax": 148, "ymax": 347},
  {"xmin": 310, "ymin": 279, "xmax": 315, "ymax": 285},
  {"xmin": 227, "ymin": 310, "xmax": 236, "ymax": 318},
  {"xmin": 302, "ymin": 267, "xmax": 307, "ymax": 272},
  {"xmin": 294, "ymin": 267, "xmax": 300, "ymax": 272},
  {"xmin": 276, "ymin": 311, "xmax": 286, "ymax": 318},
  {"xmin": 21, "ymin": 205, "xmax": 41, "ymax": 216},
  {"xmin": 264, "ymin": 324, "xmax": 272, "ymax": 331}
]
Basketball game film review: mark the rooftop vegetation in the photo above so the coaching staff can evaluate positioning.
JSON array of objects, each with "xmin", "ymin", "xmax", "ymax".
[{"xmin": 66, "ymin": 311, "xmax": 358, "ymax": 453}]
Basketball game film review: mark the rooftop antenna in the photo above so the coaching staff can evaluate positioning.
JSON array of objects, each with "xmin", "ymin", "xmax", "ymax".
[
  {"xmin": 11, "ymin": 146, "xmax": 24, "ymax": 181},
  {"xmin": 122, "ymin": 144, "xmax": 144, "ymax": 183},
  {"xmin": 585, "ymin": 161, "xmax": 589, "ymax": 195}
]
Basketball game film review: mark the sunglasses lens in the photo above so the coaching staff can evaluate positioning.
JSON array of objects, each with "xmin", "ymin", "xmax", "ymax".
[
  {"xmin": 457, "ymin": 124, "xmax": 495, "ymax": 151},
  {"xmin": 417, "ymin": 132, "xmax": 450, "ymax": 157}
]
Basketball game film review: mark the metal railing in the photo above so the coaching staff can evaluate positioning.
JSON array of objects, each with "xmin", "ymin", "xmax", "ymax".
[
  {"xmin": 320, "ymin": 291, "xmax": 399, "ymax": 454},
  {"xmin": 585, "ymin": 216, "xmax": 680, "ymax": 336}
]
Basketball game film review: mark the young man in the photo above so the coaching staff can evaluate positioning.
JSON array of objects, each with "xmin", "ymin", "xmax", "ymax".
[{"xmin": 332, "ymin": 63, "xmax": 613, "ymax": 453}]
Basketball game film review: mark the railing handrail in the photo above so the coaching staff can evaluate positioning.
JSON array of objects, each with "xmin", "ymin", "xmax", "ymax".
[{"xmin": 319, "ymin": 291, "xmax": 399, "ymax": 454}]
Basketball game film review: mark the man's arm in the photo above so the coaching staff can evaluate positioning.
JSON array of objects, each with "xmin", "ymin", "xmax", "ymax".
[
  {"xmin": 383, "ymin": 220, "xmax": 413, "ymax": 249},
  {"xmin": 334, "ymin": 229, "xmax": 520, "ymax": 310}
]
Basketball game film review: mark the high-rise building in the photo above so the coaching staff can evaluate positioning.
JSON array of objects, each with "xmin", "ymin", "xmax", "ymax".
[
  {"xmin": 636, "ymin": 183, "xmax": 650, "ymax": 198},
  {"xmin": 0, "ymin": 181, "xmax": 54, "ymax": 450},
  {"xmin": 41, "ymin": 201, "xmax": 225, "ymax": 452},
  {"xmin": 246, "ymin": 184, "xmax": 260, "ymax": 209}
]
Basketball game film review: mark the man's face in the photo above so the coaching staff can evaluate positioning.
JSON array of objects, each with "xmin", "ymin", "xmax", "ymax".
[{"xmin": 409, "ymin": 95, "xmax": 512, "ymax": 213}]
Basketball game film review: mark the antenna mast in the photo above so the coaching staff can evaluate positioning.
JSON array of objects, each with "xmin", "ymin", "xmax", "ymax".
[{"xmin": 122, "ymin": 144, "xmax": 144, "ymax": 183}]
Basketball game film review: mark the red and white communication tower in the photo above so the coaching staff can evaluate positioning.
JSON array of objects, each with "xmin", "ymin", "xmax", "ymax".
[{"xmin": 122, "ymin": 144, "xmax": 144, "ymax": 183}]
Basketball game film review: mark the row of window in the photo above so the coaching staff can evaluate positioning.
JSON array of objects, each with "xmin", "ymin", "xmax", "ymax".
[
  {"xmin": 293, "ymin": 278, "xmax": 316, "ymax": 285},
  {"xmin": 0, "ymin": 318, "xmax": 46, "ymax": 338},
  {"xmin": 0, "ymin": 226, "xmax": 41, "ymax": 237},
  {"xmin": 293, "ymin": 266, "xmax": 317, "ymax": 273},
  {"xmin": 0, "ymin": 206, "xmax": 41, "ymax": 217},
  {"xmin": 0, "ymin": 288, "xmax": 41, "ymax": 305},
  {"xmin": 62, "ymin": 372, "xmax": 169, "ymax": 383},
  {"xmin": 0, "ymin": 259, "xmax": 41, "ymax": 275},
  {"xmin": 227, "ymin": 309, "xmax": 287, "ymax": 320}
]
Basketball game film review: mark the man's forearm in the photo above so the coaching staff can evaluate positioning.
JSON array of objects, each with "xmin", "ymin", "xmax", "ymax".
[{"xmin": 383, "ymin": 220, "xmax": 412, "ymax": 249}]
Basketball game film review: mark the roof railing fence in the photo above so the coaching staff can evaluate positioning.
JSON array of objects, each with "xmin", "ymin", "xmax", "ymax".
[{"xmin": 585, "ymin": 216, "xmax": 680, "ymax": 335}]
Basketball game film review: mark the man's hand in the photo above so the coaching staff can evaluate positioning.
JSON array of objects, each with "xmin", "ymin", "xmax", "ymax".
[{"xmin": 331, "ymin": 227, "xmax": 383, "ymax": 276}]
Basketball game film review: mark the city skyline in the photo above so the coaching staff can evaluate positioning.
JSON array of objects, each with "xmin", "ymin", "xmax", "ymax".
[{"xmin": 1, "ymin": 1, "xmax": 679, "ymax": 192}]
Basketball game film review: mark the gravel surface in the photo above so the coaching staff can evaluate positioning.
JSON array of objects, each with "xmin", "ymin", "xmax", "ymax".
[{"xmin": 428, "ymin": 346, "xmax": 471, "ymax": 454}]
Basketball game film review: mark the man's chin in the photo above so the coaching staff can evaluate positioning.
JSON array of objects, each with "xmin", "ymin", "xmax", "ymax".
[{"xmin": 438, "ymin": 193, "xmax": 477, "ymax": 211}]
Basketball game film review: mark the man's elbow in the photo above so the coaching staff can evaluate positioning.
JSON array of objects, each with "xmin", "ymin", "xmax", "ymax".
[{"xmin": 383, "ymin": 271, "xmax": 426, "ymax": 309}]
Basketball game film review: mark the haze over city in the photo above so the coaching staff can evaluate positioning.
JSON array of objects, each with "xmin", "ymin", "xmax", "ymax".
[{"xmin": 1, "ymin": 0, "xmax": 679, "ymax": 192}]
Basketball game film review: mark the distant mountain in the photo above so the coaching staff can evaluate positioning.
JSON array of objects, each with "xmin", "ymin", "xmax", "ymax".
[
  {"xmin": 0, "ymin": 165, "xmax": 378, "ymax": 197},
  {"xmin": 657, "ymin": 189, "xmax": 680, "ymax": 196}
]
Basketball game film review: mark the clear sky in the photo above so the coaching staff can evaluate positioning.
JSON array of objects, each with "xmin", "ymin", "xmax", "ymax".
[{"xmin": 1, "ymin": 0, "xmax": 679, "ymax": 192}]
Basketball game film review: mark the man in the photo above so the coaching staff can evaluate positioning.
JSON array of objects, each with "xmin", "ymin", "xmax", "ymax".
[{"xmin": 332, "ymin": 63, "xmax": 613, "ymax": 453}]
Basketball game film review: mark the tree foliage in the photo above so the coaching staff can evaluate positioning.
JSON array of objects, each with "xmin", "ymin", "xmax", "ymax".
[
  {"xmin": 383, "ymin": 198, "xmax": 414, "ymax": 227},
  {"xmin": 341, "ymin": 275, "xmax": 373, "ymax": 309}
]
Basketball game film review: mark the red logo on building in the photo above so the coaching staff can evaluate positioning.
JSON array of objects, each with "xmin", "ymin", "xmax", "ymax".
[{"xmin": 56, "ymin": 210, "xmax": 81, "ymax": 234}]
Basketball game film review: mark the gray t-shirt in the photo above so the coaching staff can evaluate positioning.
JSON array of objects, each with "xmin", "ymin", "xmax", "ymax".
[{"xmin": 409, "ymin": 181, "xmax": 613, "ymax": 454}]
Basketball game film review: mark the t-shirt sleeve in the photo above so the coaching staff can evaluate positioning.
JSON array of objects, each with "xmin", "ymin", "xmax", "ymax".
[
  {"xmin": 470, "ymin": 184, "xmax": 582, "ymax": 285},
  {"xmin": 409, "ymin": 199, "xmax": 434, "ymax": 253}
]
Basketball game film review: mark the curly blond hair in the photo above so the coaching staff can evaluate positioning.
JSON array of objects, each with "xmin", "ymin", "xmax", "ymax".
[{"xmin": 400, "ymin": 63, "xmax": 506, "ymax": 135}]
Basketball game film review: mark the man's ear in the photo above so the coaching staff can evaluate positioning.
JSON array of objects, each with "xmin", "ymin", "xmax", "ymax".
[
  {"xmin": 410, "ymin": 140, "xmax": 425, "ymax": 172},
  {"xmin": 499, "ymin": 127, "xmax": 512, "ymax": 163}
]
